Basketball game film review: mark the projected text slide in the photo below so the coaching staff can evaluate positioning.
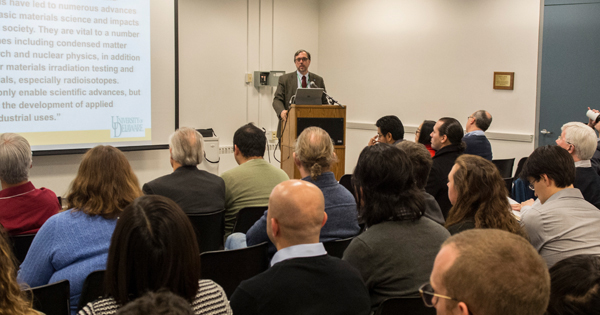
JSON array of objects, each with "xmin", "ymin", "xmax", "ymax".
[{"xmin": 0, "ymin": 0, "xmax": 151, "ymax": 146}]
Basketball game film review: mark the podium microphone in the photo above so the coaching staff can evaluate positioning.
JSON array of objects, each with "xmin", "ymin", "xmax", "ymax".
[{"xmin": 310, "ymin": 82, "xmax": 342, "ymax": 106}]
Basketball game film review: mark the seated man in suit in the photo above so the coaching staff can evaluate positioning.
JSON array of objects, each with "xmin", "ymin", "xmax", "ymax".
[
  {"xmin": 0, "ymin": 133, "xmax": 60, "ymax": 236},
  {"xmin": 272, "ymin": 49, "xmax": 327, "ymax": 138},
  {"xmin": 462, "ymin": 110, "xmax": 493, "ymax": 160},
  {"xmin": 230, "ymin": 180, "xmax": 371, "ymax": 315},
  {"xmin": 426, "ymin": 117, "xmax": 465, "ymax": 219},
  {"xmin": 425, "ymin": 229, "xmax": 550, "ymax": 315},
  {"xmin": 520, "ymin": 145, "xmax": 600, "ymax": 267},
  {"xmin": 367, "ymin": 115, "xmax": 405, "ymax": 146},
  {"xmin": 235, "ymin": 127, "xmax": 360, "ymax": 255},
  {"xmin": 556, "ymin": 122, "xmax": 600, "ymax": 209},
  {"xmin": 221, "ymin": 123, "xmax": 289, "ymax": 237},
  {"xmin": 143, "ymin": 127, "xmax": 225, "ymax": 214}
]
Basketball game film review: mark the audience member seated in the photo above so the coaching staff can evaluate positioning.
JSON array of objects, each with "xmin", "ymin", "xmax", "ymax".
[
  {"xmin": 415, "ymin": 120, "xmax": 436, "ymax": 157},
  {"xmin": 230, "ymin": 180, "xmax": 370, "ymax": 315},
  {"xmin": 423, "ymin": 229, "xmax": 549, "ymax": 315},
  {"xmin": 556, "ymin": 122, "xmax": 600, "ymax": 209},
  {"xmin": 342, "ymin": 144, "xmax": 450, "ymax": 309},
  {"xmin": 367, "ymin": 115, "xmax": 404, "ymax": 146},
  {"xmin": 586, "ymin": 107, "xmax": 600, "ymax": 176},
  {"xmin": 547, "ymin": 254, "xmax": 600, "ymax": 315},
  {"xmin": 0, "ymin": 133, "xmax": 60, "ymax": 236},
  {"xmin": 116, "ymin": 289, "xmax": 194, "ymax": 315},
  {"xmin": 79, "ymin": 195, "xmax": 231, "ymax": 315},
  {"xmin": 519, "ymin": 145, "xmax": 600, "ymax": 267},
  {"xmin": 462, "ymin": 110, "xmax": 493, "ymax": 160},
  {"xmin": 0, "ymin": 226, "xmax": 38, "ymax": 315},
  {"xmin": 425, "ymin": 117, "xmax": 465, "ymax": 218},
  {"xmin": 221, "ymin": 123, "xmax": 289, "ymax": 236},
  {"xmin": 18, "ymin": 145, "xmax": 142, "ymax": 315},
  {"xmin": 142, "ymin": 127, "xmax": 225, "ymax": 213},
  {"xmin": 445, "ymin": 155, "xmax": 525, "ymax": 236},
  {"xmin": 236, "ymin": 127, "xmax": 360, "ymax": 254},
  {"xmin": 395, "ymin": 141, "xmax": 445, "ymax": 225}
]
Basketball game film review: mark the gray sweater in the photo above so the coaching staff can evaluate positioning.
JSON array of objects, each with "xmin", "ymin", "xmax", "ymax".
[{"xmin": 343, "ymin": 218, "xmax": 450, "ymax": 309}]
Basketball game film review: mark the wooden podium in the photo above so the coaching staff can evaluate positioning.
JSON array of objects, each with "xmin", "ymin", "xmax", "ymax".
[{"xmin": 280, "ymin": 105, "xmax": 346, "ymax": 180}]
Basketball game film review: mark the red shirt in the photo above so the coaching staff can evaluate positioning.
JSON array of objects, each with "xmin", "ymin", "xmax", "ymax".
[
  {"xmin": 0, "ymin": 181, "xmax": 60, "ymax": 236},
  {"xmin": 425, "ymin": 144, "xmax": 436, "ymax": 158}
]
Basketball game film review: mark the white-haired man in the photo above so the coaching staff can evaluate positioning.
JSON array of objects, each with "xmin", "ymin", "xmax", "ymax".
[
  {"xmin": 556, "ymin": 121, "xmax": 600, "ymax": 209},
  {"xmin": 143, "ymin": 127, "xmax": 225, "ymax": 214},
  {"xmin": 0, "ymin": 133, "xmax": 59, "ymax": 235}
]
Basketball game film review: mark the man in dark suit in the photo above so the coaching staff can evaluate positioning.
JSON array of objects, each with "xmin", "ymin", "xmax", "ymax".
[
  {"xmin": 272, "ymin": 49, "xmax": 328, "ymax": 137},
  {"xmin": 230, "ymin": 180, "xmax": 370, "ymax": 315},
  {"xmin": 143, "ymin": 127, "xmax": 225, "ymax": 214},
  {"xmin": 425, "ymin": 117, "xmax": 465, "ymax": 219}
]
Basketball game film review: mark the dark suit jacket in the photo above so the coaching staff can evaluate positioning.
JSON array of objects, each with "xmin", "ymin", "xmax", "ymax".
[
  {"xmin": 142, "ymin": 165, "xmax": 225, "ymax": 214},
  {"xmin": 272, "ymin": 71, "xmax": 327, "ymax": 137},
  {"xmin": 425, "ymin": 144, "xmax": 463, "ymax": 219}
]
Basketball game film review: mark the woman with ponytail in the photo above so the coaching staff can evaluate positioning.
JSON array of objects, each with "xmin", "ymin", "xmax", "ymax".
[
  {"xmin": 342, "ymin": 144, "xmax": 450, "ymax": 310},
  {"xmin": 243, "ymin": 127, "xmax": 360, "ymax": 256}
]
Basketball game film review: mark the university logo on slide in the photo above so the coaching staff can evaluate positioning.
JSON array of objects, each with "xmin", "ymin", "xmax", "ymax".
[{"xmin": 111, "ymin": 116, "xmax": 144, "ymax": 138}]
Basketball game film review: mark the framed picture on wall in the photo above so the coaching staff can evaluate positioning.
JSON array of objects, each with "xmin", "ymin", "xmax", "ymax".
[{"xmin": 493, "ymin": 72, "xmax": 514, "ymax": 90}]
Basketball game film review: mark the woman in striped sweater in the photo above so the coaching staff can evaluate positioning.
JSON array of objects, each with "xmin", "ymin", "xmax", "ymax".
[{"xmin": 79, "ymin": 195, "xmax": 231, "ymax": 315}]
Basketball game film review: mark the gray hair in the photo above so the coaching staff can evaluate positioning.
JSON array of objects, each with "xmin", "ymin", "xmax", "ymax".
[
  {"xmin": 169, "ymin": 127, "xmax": 204, "ymax": 166},
  {"xmin": 0, "ymin": 133, "xmax": 32, "ymax": 184},
  {"xmin": 473, "ymin": 110, "xmax": 493, "ymax": 131},
  {"xmin": 562, "ymin": 122, "xmax": 597, "ymax": 160}
]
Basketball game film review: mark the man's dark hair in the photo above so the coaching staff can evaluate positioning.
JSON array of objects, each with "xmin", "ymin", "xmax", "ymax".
[
  {"xmin": 547, "ymin": 255, "xmax": 600, "ymax": 315},
  {"xmin": 519, "ymin": 145, "xmax": 575, "ymax": 188},
  {"xmin": 233, "ymin": 123, "xmax": 266, "ymax": 158},
  {"xmin": 116, "ymin": 289, "xmax": 194, "ymax": 315},
  {"xmin": 438, "ymin": 117, "xmax": 465, "ymax": 151},
  {"xmin": 352, "ymin": 144, "xmax": 424, "ymax": 227},
  {"xmin": 417, "ymin": 120, "xmax": 436, "ymax": 145},
  {"xmin": 376, "ymin": 115, "xmax": 404, "ymax": 141},
  {"xmin": 395, "ymin": 141, "xmax": 432, "ymax": 189},
  {"xmin": 294, "ymin": 49, "xmax": 311, "ymax": 61},
  {"xmin": 473, "ymin": 110, "xmax": 493, "ymax": 131},
  {"xmin": 106, "ymin": 195, "xmax": 201, "ymax": 305}
]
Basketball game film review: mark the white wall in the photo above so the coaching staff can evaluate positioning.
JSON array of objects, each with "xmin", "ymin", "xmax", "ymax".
[
  {"xmin": 317, "ymin": 0, "xmax": 541, "ymax": 174},
  {"xmin": 28, "ymin": 0, "xmax": 542, "ymax": 196}
]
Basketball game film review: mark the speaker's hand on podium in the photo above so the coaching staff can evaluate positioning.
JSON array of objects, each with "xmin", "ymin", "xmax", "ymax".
[{"xmin": 280, "ymin": 110, "xmax": 288, "ymax": 121}]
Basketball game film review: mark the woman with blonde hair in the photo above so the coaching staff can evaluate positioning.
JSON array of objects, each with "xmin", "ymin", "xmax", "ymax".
[
  {"xmin": 19, "ymin": 145, "xmax": 142, "ymax": 315},
  {"xmin": 0, "ymin": 227, "xmax": 37, "ymax": 315},
  {"xmin": 445, "ymin": 154, "xmax": 525, "ymax": 236}
]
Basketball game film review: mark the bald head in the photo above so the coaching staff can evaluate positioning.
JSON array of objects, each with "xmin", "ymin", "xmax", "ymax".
[
  {"xmin": 468, "ymin": 110, "xmax": 493, "ymax": 132},
  {"xmin": 267, "ymin": 180, "xmax": 326, "ymax": 248}
]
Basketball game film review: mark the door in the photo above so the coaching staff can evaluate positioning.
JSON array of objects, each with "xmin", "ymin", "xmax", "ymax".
[{"xmin": 539, "ymin": 0, "xmax": 600, "ymax": 146}]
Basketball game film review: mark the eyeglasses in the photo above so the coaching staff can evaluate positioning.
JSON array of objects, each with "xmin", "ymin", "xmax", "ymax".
[
  {"xmin": 419, "ymin": 283, "xmax": 458, "ymax": 307},
  {"xmin": 528, "ymin": 183, "xmax": 535, "ymax": 191},
  {"xmin": 295, "ymin": 57, "xmax": 309, "ymax": 62},
  {"xmin": 415, "ymin": 129, "xmax": 421, "ymax": 134},
  {"xmin": 557, "ymin": 135, "xmax": 573, "ymax": 146}
]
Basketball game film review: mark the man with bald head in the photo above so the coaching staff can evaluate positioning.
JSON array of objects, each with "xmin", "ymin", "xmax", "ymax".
[
  {"xmin": 142, "ymin": 127, "xmax": 225, "ymax": 214},
  {"xmin": 463, "ymin": 110, "xmax": 493, "ymax": 160},
  {"xmin": 230, "ymin": 180, "xmax": 370, "ymax": 315}
]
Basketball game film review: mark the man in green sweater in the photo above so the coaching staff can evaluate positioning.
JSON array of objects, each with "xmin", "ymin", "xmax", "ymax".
[{"xmin": 221, "ymin": 123, "xmax": 289, "ymax": 236}]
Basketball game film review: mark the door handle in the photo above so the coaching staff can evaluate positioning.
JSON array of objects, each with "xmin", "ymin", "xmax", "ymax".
[{"xmin": 540, "ymin": 129, "xmax": 552, "ymax": 135}]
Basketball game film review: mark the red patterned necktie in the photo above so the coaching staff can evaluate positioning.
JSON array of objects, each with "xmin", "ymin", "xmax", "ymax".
[{"xmin": 302, "ymin": 75, "xmax": 307, "ymax": 88}]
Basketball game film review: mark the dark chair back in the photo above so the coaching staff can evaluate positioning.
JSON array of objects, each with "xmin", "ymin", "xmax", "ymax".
[
  {"xmin": 232, "ymin": 206, "xmax": 268, "ymax": 234},
  {"xmin": 339, "ymin": 174, "xmax": 355, "ymax": 200},
  {"xmin": 492, "ymin": 158, "xmax": 515, "ymax": 178},
  {"xmin": 25, "ymin": 280, "xmax": 70, "ymax": 315},
  {"xmin": 374, "ymin": 297, "xmax": 435, "ymax": 315},
  {"xmin": 77, "ymin": 270, "xmax": 105, "ymax": 311},
  {"xmin": 200, "ymin": 242, "xmax": 269, "ymax": 298},
  {"xmin": 187, "ymin": 210, "xmax": 225, "ymax": 253},
  {"xmin": 10, "ymin": 233, "xmax": 36, "ymax": 264},
  {"xmin": 323, "ymin": 237, "xmax": 354, "ymax": 259},
  {"xmin": 504, "ymin": 178, "xmax": 514, "ymax": 199}
]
